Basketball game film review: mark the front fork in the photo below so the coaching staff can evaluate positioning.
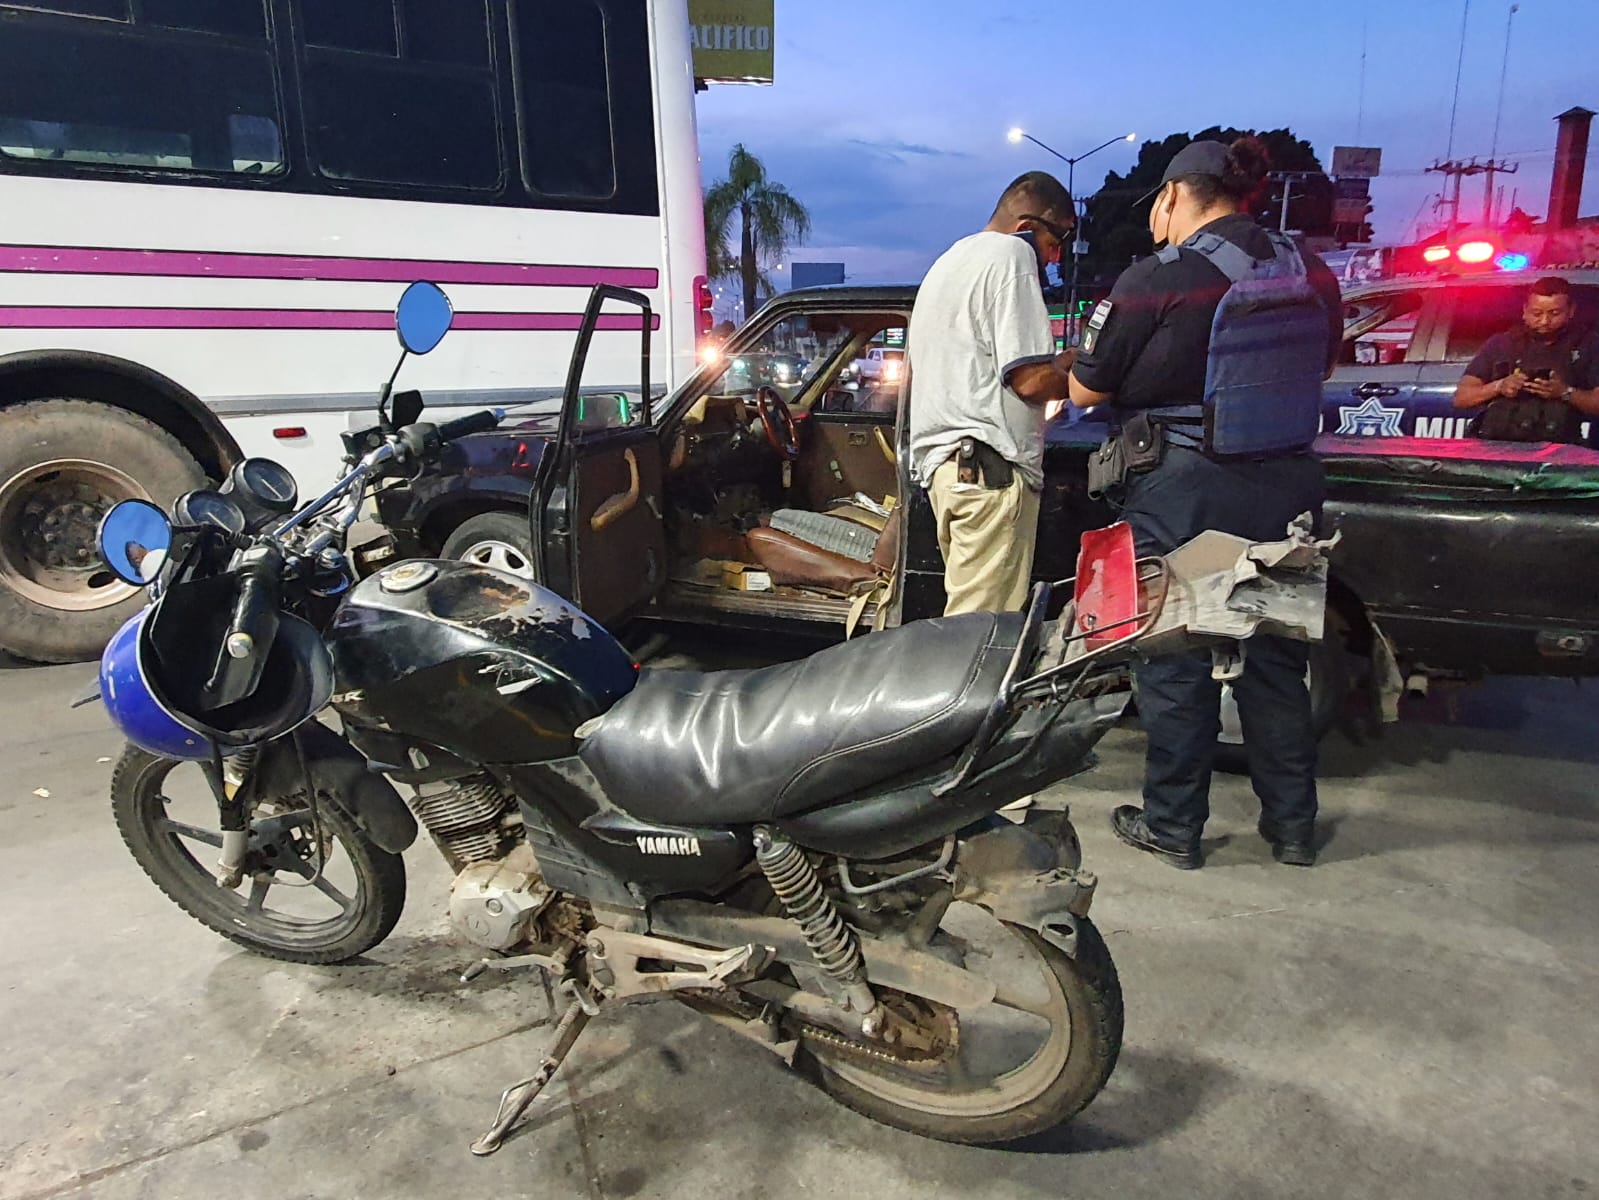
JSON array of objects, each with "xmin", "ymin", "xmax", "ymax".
[{"xmin": 200, "ymin": 746, "xmax": 258, "ymax": 889}]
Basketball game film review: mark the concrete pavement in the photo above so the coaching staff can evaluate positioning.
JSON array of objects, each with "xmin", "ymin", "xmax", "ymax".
[{"xmin": 1, "ymin": 654, "xmax": 1595, "ymax": 1200}]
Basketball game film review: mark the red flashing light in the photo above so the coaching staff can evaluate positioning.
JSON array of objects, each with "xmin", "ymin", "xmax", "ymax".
[
  {"xmin": 693, "ymin": 274, "xmax": 713, "ymax": 337},
  {"xmin": 1422, "ymin": 245, "xmax": 1452, "ymax": 264},
  {"xmin": 272, "ymin": 426, "xmax": 308, "ymax": 439},
  {"xmin": 1456, "ymin": 240, "xmax": 1496, "ymax": 264}
]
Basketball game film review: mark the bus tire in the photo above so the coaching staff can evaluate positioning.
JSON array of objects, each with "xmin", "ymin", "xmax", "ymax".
[{"xmin": 0, "ymin": 399, "xmax": 205, "ymax": 664}]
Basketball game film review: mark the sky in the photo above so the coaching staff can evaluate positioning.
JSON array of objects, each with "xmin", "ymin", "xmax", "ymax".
[{"xmin": 694, "ymin": 0, "xmax": 1599, "ymax": 292}]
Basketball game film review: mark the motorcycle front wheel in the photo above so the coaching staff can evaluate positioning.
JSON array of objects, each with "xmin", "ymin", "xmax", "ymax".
[
  {"xmin": 111, "ymin": 745, "xmax": 406, "ymax": 964},
  {"xmin": 800, "ymin": 912, "xmax": 1122, "ymax": 1145}
]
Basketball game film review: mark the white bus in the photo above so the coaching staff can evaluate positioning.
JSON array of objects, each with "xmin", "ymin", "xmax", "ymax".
[{"xmin": 0, "ymin": 0, "xmax": 708, "ymax": 662}]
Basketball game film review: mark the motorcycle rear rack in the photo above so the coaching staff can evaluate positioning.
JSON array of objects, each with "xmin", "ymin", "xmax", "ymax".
[
  {"xmin": 931, "ymin": 554, "xmax": 1171, "ymax": 798},
  {"xmin": 933, "ymin": 514, "xmax": 1334, "ymax": 799}
]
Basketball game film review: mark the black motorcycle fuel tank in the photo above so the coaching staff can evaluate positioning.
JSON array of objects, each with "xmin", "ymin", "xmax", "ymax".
[{"xmin": 326, "ymin": 560, "xmax": 639, "ymax": 765}]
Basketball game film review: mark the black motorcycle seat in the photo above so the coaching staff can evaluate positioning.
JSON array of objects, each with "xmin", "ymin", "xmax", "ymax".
[{"xmin": 578, "ymin": 612, "xmax": 1023, "ymax": 826}]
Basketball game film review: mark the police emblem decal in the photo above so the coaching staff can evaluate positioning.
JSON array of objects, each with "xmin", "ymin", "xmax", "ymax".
[{"xmin": 1335, "ymin": 397, "xmax": 1406, "ymax": 437}]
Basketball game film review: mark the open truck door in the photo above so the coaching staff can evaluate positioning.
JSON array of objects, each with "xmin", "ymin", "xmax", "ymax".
[{"xmin": 531, "ymin": 286, "xmax": 667, "ymax": 629}]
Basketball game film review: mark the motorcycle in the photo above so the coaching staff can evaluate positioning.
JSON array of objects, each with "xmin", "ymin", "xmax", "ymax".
[{"xmin": 90, "ymin": 281, "xmax": 1332, "ymax": 1155}]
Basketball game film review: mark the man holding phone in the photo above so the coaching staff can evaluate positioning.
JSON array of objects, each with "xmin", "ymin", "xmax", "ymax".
[{"xmin": 1454, "ymin": 276, "xmax": 1599, "ymax": 442}]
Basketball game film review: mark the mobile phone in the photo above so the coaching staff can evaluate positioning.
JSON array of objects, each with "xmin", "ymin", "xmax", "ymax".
[{"xmin": 1518, "ymin": 366, "xmax": 1553, "ymax": 381}]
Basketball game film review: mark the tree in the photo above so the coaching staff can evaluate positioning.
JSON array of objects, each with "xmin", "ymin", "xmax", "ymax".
[
  {"xmin": 1081, "ymin": 127, "xmax": 1335, "ymax": 286},
  {"xmin": 704, "ymin": 144, "xmax": 812, "ymax": 319}
]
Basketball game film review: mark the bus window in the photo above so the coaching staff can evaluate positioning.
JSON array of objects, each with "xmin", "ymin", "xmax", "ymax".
[
  {"xmin": 10, "ymin": 0, "xmax": 126, "ymax": 17},
  {"xmin": 403, "ymin": 0, "xmax": 491, "ymax": 66},
  {"xmin": 512, "ymin": 0, "xmax": 616, "ymax": 199},
  {"xmin": 143, "ymin": 0, "xmax": 266, "ymax": 39},
  {"xmin": 302, "ymin": 1, "xmax": 398, "ymax": 56},
  {"xmin": 0, "ymin": 10, "xmax": 283, "ymax": 175},
  {"xmin": 296, "ymin": 0, "xmax": 501, "ymax": 193}
]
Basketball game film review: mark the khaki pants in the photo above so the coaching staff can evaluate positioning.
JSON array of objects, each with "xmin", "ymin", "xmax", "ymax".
[{"xmin": 927, "ymin": 458, "xmax": 1041, "ymax": 615}]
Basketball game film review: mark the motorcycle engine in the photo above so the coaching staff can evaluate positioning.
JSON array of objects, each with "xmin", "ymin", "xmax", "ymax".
[{"xmin": 447, "ymin": 843, "xmax": 553, "ymax": 951}]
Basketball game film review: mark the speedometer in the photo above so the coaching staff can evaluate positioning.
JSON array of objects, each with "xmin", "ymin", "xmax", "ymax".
[
  {"xmin": 229, "ymin": 458, "xmax": 299, "ymax": 513},
  {"xmin": 173, "ymin": 489, "xmax": 246, "ymax": 533}
]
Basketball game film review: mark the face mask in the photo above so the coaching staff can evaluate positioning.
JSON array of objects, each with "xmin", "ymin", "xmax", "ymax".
[
  {"xmin": 1012, "ymin": 229, "xmax": 1049, "ymax": 286},
  {"xmin": 1149, "ymin": 186, "xmax": 1173, "ymax": 251}
]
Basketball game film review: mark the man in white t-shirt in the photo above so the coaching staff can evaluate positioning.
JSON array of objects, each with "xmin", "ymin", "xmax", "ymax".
[{"xmin": 909, "ymin": 172, "xmax": 1078, "ymax": 615}]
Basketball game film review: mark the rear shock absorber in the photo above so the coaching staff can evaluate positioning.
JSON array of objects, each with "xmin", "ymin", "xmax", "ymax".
[{"xmin": 753, "ymin": 827, "xmax": 883, "ymax": 1036}]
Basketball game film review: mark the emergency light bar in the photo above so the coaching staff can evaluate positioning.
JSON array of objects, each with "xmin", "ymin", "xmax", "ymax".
[{"xmin": 1416, "ymin": 238, "xmax": 1531, "ymax": 273}]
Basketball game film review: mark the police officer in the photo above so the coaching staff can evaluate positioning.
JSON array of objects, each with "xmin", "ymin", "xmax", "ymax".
[
  {"xmin": 1454, "ymin": 276, "xmax": 1599, "ymax": 442},
  {"xmin": 1068, "ymin": 137, "xmax": 1343, "ymax": 869}
]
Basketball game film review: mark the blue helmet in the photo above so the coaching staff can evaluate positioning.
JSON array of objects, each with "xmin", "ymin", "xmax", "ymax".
[
  {"xmin": 100, "ymin": 607, "xmax": 212, "ymax": 760},
  {"xmin": 100, "ymin": 596, "xmax": 333, "ymax": 760}
]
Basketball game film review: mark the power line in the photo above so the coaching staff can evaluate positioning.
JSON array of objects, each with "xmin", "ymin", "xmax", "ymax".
[{"xmin": 1445, "ymin": 0, "xmax": 1472, "ymax": 160}]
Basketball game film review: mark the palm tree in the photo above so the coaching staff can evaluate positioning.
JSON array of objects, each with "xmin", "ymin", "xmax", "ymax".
[{"xmin": 704, "ymin": 144, "xmax": 812, "ymax": 320}]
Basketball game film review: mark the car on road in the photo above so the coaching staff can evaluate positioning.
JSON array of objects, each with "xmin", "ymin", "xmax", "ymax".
[
  {"xmin": 852, "ymin": 346, "xmax": 905, "ymax": 386},
  {"xmin": 369, "ymin": 281, "xmax": 1599, "ymax": 758}
]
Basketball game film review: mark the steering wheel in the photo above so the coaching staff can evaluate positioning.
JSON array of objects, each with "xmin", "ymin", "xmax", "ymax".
[{"xmin": 754, "ymin": 386, "xmax": 801, "ymax": 461}]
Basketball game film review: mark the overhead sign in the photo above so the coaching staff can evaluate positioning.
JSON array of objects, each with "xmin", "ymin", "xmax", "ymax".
[
  {"xmin": 1331, "ymin": 146, "xmax": 1383, "ymax": 179},
  {"xmin": 689, "ymin": 0, "xmax": 775, "ymax": 84}
]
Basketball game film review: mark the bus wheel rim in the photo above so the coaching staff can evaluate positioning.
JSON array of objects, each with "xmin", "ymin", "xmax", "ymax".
[{"xmin": 0, "ymin": 459, "xmax": 145, "ymax": 612}]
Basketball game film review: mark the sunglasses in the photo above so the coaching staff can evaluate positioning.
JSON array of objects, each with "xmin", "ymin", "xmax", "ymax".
[{"xmin": 1021, "ymin": 214, "xmax": 1074, "ymax": 242}]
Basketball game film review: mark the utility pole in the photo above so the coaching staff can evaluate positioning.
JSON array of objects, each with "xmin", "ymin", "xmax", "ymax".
[
  {"xmin": 1428, "ymin": 158, "xmax": 1515, "ymax": 235},
  {"xmin": 1268, "ymin": 171, "xmax": 1320, "ymax": 234},
  {"xmin": 1481, "ymin": 160, "xmax": 1518, "ymax": 226}
]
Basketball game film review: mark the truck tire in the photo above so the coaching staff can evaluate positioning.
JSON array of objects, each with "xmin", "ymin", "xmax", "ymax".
[
  {"xmin": 0, "ymin": 399, "xmax": 205, "ymax": 663},
  {"xmin": 1212, "ymin": 623, "xmax": 1351, "ymax": 775},
  {"xmin": 441, "ymin": 511, "xmax": 537, "ymax": 580}
]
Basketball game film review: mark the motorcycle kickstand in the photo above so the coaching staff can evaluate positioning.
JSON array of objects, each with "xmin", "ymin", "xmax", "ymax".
[{"xmin": 470, "ymin": 982, "xmax": 600, "ymax": 1157}]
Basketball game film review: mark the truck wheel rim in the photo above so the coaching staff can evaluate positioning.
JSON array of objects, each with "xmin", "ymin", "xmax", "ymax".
[
  {"xmin": 0, "ymin": 459, "xmax": 144, "ymax": 612},
  {"xmin": 1217, "ymin": 666, "xmax": 1316, "ymax": 746},
  {"xmin": 458, "ymin": 538, "xmax": 535, "ymax": 579}
]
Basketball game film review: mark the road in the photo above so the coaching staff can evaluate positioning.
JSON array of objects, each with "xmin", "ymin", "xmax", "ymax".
[{"xmin": 1, "ymin": 651, "xmax": 1596, "ymax": 1200}]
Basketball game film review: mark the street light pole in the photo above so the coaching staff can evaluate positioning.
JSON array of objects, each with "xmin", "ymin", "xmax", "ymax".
[
  {"xmin": 1007, "ymin": 129, "xmax": 1136, "ymax": 336},
  {"xmin": 1485, "ymin": 2, "xmax": 1520, "ymax": 225}
]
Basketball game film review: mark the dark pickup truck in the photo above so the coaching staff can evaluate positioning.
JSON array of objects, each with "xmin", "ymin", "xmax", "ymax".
[{"xmin": 370, "ymin": 284, "xmax": 1599, "ymax": 748}]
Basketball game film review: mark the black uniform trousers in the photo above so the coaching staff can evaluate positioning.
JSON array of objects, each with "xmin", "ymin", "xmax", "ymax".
[{"xmin": 1121, "ymin": 446, "xmax": 1326, "ymax": 848}]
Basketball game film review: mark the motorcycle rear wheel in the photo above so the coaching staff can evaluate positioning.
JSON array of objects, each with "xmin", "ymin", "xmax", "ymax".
[
  {"xmin": 111, "ymin": 745, "xmax": 406, "ymax": 964},
  {"xmin": 801, "ymin": 915, "xmax": 1122, "ymax": 1144}
]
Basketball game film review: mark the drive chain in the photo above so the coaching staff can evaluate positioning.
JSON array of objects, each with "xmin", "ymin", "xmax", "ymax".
[{"xmin": 695, "ymin": 989, "xmax": 959, "ymax": 1071}]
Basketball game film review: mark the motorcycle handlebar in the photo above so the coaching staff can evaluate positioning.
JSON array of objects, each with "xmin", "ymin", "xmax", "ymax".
[
  {"xmin": 224, "ymin": 545, "xmax": 282, "ymax": 661},
  {"xmin": 394, "ymin": 409, "xmax": 502, "ymax": 465},
  {"xmin": 436, "ymin": 409, "xmax": 502, "ymax": 441}
]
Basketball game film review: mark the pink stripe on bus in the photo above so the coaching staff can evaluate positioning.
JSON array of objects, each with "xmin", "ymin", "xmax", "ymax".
[
  {"xmin": 0, "ymin": 244, "xmax": 661, "ymax": 290},
  {"xmin": 0, "ymin": 307, "xmax": 661, "ymax": 332}
]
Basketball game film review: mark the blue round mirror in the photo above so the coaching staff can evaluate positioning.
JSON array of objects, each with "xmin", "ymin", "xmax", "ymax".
[
  {"xmin": 98, "ymin": 499, "xmax": 173, "ymax": 587},
  {"xmin": 395, "ymin": 281, "xmax": 454, "ymax": 356}
]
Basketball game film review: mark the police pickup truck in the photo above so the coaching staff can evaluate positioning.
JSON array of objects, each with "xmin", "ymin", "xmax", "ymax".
[{"xmin": 369, "ymin": 276, "xmax": 1599, "ymax": 754}]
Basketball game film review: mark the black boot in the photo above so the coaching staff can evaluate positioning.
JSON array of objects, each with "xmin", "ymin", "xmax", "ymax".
[
  {"xmin": 1111, "ymin": 805, "xmax": 1202, "ymax": 870},
  {"xmin": 1258, "ymin": 817, "xmax": 1316, "ymax": 867}
]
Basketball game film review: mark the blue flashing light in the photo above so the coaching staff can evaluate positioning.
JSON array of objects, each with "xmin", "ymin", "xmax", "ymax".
[{"xmin": 1497, "ymin": 252, "xmax": 1531, "ymax": 272}]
